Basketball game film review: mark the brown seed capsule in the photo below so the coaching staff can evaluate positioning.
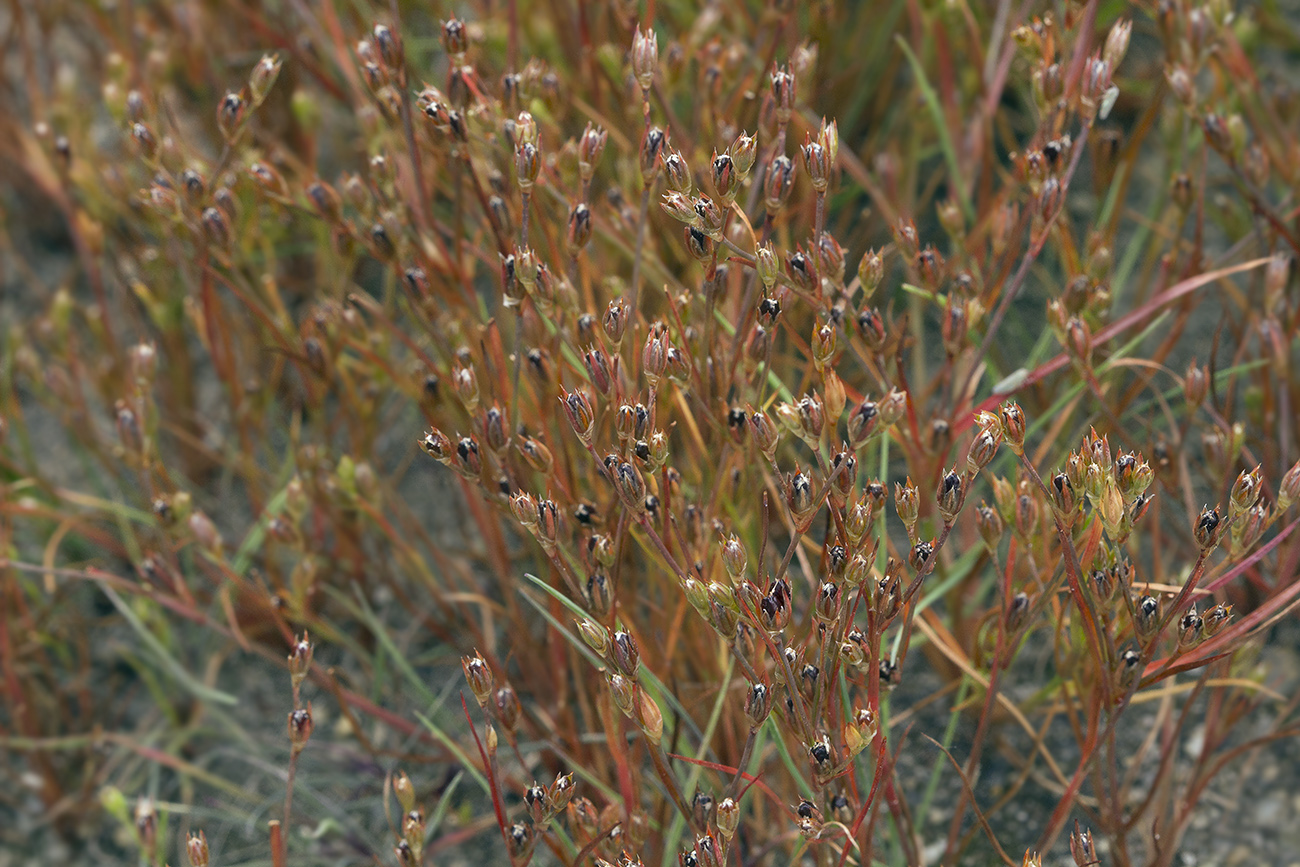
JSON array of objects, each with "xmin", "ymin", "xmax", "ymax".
[
  {"xmin": 1069, "ymin": 820, "xmax": 1096, "ymax": 867},
  {"xmin": 640, "ymin": 126, "xmax": 666, "ymax": 184},
  {"xmin": 1133, "ymin": 594, "xmax": 1161, "ymax": 641},
  {"xmin": 462, "ymin": 652, "xmax": 494, "ymax": 705},
  {"xmin": 712, "ymin": 151, "xmax": 737, "ymax": 201},
  {"xmin": 561, "ymin": 389, "xmax": 596, "ymax": 443},
  {"xmin": 770, "ymin": 65, "xmax": 796, "ymax": 123},
  {"xmin": 1194, "ymin": 505, "xmax": 1222, "ymax": 551},
  {"xmin": 288, "ymin": 632, "xmax": 313, "ymax": 689},
  {"xmin": 494, "ymin": 685, "xmax": 522, "ymax": 732},
  {"xmin": 684, "ymin": 225, "xmax": 714, "ymax": 262},
  {"xmin": 976, "ymin": 501, "xmax": 1003, "ymax": 550},
  {"xmin": 937, "ymin": 469, "xmax": 964, "ymax": 522},
  {"xmin": 801, "ymin": 135, "xmax": 829, "ymax": 193},
  {"xmin": 857, "ymin": 307, "xmax": 887, "ymax": 351},
  {"xmin": 895, "ymin": 477, "xmax": 919, "ymax": 529},
  {"xmin": 1203, "ymin": 602, "xmax": 1232, "ymax": 637},
  {"xmin": 216, "ymin": 91, "xmax": 247, "ymax": 142},
  {"xmin": 999, "ymin": 401, "xmax": 1026, "ymax": 452},
  {"xmin": 1178, "ymin": 605, "xmax": 1204, "ymax": 648},
  {"xmin": 908, "ymin": 539, "xmax": 934, "ymax": 572},
  {"xmin": 764, "ymin": 155, "xmax": 795, "ymax": 213},
  {"xmin": 288, "ymin": 705, "xmax": 314, "ymax": 753},
  {"xmin": 578, "ymin": 123, "xmax": 608, "ymax": 182}
]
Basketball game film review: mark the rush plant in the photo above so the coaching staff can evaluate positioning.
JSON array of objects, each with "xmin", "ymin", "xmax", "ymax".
[{"xmin": 1, "ymin": 1, "xmax": 1298, "ymax": 866}]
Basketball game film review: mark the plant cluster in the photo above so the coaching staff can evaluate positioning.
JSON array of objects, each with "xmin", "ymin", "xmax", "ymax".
[{"xmin": 2, "ymin": 1, "xmax": 1300, "ymax": 866}]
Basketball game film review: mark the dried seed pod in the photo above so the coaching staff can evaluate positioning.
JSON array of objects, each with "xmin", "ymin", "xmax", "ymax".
[
  {"xmin": 1069, "ymin": 820, "xmax": 1096, "ymax": 867},
  {"xmin": 937, "ymin": 468, "xmax": 964, "ymax": 523},
  {"xmin": 976, "ymin": 501, "xmax": 1004, "ymax": 550},
  {"xmin": 1133, "ymin": 594, "xmax": 1161, "ymax": 641},
  {"xmin": 1178, "ymin": 605, "xmax": 1204, "ymax": 648},
  {"xmin": 764, "ymin": 155, "xmax": 795, "ymax": 213},
  {"xmin": 287, "ymin": 705, "xmax": 314, "ymax": 753},
  {"xmin": 461, "ymin": 652, "xmax": 494, "ymax": 705},
  {"xmin": 1194, "ymin": 505, "xmax": 1222, "ymax": 551}
]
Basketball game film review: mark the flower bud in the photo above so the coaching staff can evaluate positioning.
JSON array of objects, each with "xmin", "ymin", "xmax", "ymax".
[
  {"xmin": 879, "ymin": 387, "xmax": 907, "ymax": 426},
  {"xmin": 1231, "ymin": 502, "xmax": 1268, "ymax": 555},
  {"xmin": 755, "ymin": 242, "xmax": 779, "ymax": 289},
  {"xmin": 578, "ymin": 123, "xmax": 607, "ymax": 181},
  {"xmin": 895, "ymin": 478, "xmax": 919, "ymax": 530},
  {"xmin": 976, "ymin": 501, "xmax": 1003, "ymax": 550},
  {"xmin": 494, "ymin": 685, "xmax": 522, "ymax": 732},
  {"xmin": 749, "ymin": 408, "xmax": 780, "ymax": 459},
  {"xmin": 515, "ymin": 141, "xmax": 540, "ymax": 192},
  {"xmin": 288, "ymin": 632, "xmax": 313, "ymax": 689},
  {"xmin": 1230, "ymin": 465, "xmax": 1262, "ymax": 517},
  {"xmin": 1279, "ymin": 460, "xmax": 1300, "ymax": 511},
  {"xmin": 722, "ymin": 536, "xmax": 747, "ymax": 580},
  {"xmin": 632, "ymin": 26, "xmax": 658, "ymax": 91},
  {"xmin": 635, "ymin": 687, "xmax": 663, "ymax": 743},
  {"xmin": 187, "ymin": 832, "xmax": 209, "ymax": 867},
  {"xmin": 1184, "ymin": 360, "xmax": 1207, "ymax": 409},
  {"xmin": 731, "ymin": 131, "xmax": 757, "ymax": 175}
]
